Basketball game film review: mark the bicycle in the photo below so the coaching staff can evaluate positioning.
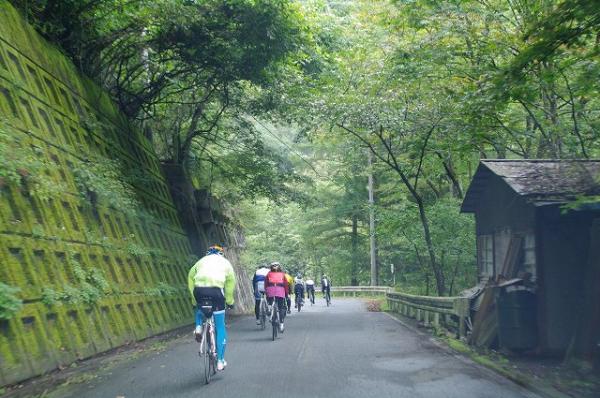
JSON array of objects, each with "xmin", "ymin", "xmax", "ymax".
[
  {"xmin": 197, "ymin": 298, "xmax": 217, "ymax": 384},
  {"xmin": 269, "ymin": 299, "xmax": 282, "ymax": 341},
  {"xmin": 258, "ymin": 292, "xmax": 268, "ymax": 330}
]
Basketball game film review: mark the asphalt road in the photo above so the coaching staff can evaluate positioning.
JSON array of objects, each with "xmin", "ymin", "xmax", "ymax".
[{"xmin": 53, "ymin": 299, "xmax": 539, "ymax": 398}]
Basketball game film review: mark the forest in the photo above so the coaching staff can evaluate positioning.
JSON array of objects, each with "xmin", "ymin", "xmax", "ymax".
[{"xmin": 7, "ymin": 0, "xmax": 600, "ymax": 296}]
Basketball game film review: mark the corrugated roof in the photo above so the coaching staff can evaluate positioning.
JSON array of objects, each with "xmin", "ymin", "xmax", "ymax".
[{"xmin": 461, "ymin": 160, "xmax": 600, "ymax": 213}]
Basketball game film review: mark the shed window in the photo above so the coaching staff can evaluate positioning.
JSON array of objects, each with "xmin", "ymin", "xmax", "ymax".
[
  {"xmin": 522, "ymin": 234, "xmax": 536, "ymax": 281},
  {"xmin": 480, "ymin": 235, "xmax": 494, "ymax": 279}
]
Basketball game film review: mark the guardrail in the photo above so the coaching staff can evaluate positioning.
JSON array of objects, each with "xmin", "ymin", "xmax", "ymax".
[
  {"xmin": 331, "ymin": 286, "xmax": 470, "ymax": 338},
  {"xmin": 387, "ymin": 292, "xmax": 470, "ymax": 338},
  {"xmin": 331, "ymin": 286, "xmax": 391, "ymax": 296}
]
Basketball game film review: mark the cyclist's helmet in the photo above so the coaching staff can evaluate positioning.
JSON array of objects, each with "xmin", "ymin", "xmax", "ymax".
[
  {"xmin": 206, "ymin": 244, "xmax": 224, "ymax": 256},
  {"xmin": 270, "ymin": 261, "xmax": 281, "ymax": 271},
  {"xmin": 296, "ymin": 273, "xmax": 302, "ymax": 279}
]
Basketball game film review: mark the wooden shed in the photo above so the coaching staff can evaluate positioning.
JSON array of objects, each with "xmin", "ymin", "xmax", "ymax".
[{"xmin": 461, "ymin": 160, "xmax": 600, "ymax": 358}]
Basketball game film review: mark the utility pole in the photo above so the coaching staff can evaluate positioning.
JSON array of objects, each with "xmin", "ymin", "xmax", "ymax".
[{"xmin": 368, "ymin": 150, "xmax": 378, "ymax": 286}]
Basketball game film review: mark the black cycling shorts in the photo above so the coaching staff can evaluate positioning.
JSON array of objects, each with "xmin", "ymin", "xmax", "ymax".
[{"xmin": 193, "ymin": 287, "xmax": 226, "ymax": 312}]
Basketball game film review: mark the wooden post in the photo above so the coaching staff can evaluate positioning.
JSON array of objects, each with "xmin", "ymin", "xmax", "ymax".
[
  {"xmin": 433, "ymin": 312, "xmax": 440, "ymax": 327},
  {"xmin": 454, "ymin": 298, "xmax": 470, "ymax": 339}
]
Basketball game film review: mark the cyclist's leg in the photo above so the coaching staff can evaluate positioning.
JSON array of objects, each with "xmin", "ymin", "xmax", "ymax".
[
  {"xmin": 213, "ymin": 310, "xmax": 226, "ymax": 361},
  {"xmin": 210, "ymin": 289, "xmax": 227, "ymax": 364},
  {"xmin": 278, "ymin": 297, "xmax": 286, "ymax": 322},
  {"xmin": 267, "ymin": 296, "xmax": 274, "ymax": 316},
  {"xmin": 195, "ymin": 306, "xmax": 204, "ymax": 326},
  {"xmin": 254, "ymin": 298, "xmax": 261, "ymax": 320}
]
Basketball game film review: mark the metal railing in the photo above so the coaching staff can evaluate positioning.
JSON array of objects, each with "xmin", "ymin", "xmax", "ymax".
[
  {"xmin": 331, "ymin": 286, "xmax": 470, "ymax": 338},
  {"xmin": 331, "ymin": 286, "xmax": 391, "ymax": 296}
]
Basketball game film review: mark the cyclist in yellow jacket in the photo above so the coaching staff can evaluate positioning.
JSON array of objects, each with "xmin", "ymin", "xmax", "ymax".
[
  {"xmin": 285, "ymin": 272, "xmax": 294, "ymax": 314},
  {"xmin": 188, "ymin": 244, "xmax": 236, "ymax": 371}
]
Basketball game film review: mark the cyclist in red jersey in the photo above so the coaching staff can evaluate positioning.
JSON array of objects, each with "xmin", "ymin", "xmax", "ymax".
[{"xmin": 264, "ymin": 262, "xmax": 289, "ymax": 332}]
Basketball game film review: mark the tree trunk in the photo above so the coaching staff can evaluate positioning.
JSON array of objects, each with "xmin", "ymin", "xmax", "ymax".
[
  {"xmin": 368, "ymin": 150, "xmax": 378, "ymax": 286},
  {"xmin": 351, "ymin": 213, "xmax": 359, "ymax": 286},
  {"xmin": 416, "ymin": 197, "xmax": 446, "ymax": 296}
]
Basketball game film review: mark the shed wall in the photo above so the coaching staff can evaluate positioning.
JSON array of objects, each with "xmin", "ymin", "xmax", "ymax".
[{"xmin": 537, "ymin": 207, "xmax": 596, "ymax": 352}]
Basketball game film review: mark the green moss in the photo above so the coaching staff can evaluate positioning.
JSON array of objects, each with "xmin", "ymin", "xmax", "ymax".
[{"xmin": 441, "ymin": 337, "xmax": 530, "ymax": 386}]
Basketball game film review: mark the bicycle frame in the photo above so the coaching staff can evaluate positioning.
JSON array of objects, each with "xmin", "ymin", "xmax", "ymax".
[{"xmin": 197, "ymin": 304, "xmax": 217, "ymax": 384}]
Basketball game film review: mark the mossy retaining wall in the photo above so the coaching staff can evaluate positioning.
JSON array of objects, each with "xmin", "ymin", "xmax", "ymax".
[{"xmin": 0, "ymin": 2, "xmax": 225, "ymax": 386}]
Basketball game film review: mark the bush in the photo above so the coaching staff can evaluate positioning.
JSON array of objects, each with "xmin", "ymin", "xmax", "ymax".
[{"xmin": 366, "ymin": 299, "xmax": 382, "ymax": 312}]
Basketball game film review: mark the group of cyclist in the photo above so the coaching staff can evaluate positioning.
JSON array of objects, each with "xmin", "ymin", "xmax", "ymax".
[
  {"xmin": 252, "ymin": 262, "xmax": 331, "ymax": 329},
  {"xmin": 187, "ymin": 244, "xmax": 332, "ymax": 373}
]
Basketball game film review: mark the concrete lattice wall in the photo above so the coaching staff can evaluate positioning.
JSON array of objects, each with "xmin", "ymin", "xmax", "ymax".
[{"xmin": 0, "ymin": 2, "xmax": 201, "ymax": 385}]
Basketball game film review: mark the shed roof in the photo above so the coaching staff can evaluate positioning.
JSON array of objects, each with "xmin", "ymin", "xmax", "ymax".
[{"xmin": 461, "ymin": 160, "xmax": 600, "ymax": 213}]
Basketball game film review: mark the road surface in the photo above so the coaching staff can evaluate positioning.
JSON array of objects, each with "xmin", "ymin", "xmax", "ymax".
[{"xmin": 53, "ymin": 299, "xmax": 538, "ymax": 398}]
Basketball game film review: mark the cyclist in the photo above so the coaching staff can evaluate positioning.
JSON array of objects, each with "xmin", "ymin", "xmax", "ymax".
[
  {"xmin": 265, "ymin": 262, "xmax": 289, "ymax": 332},
  {"xmin": 305, "ymin": 277, "xmax": 315, "ymax": 304},
  {"xmin": 294, "ymin": 274, "xmax": 305, "ymax": 308},
  {"xmin": 252, "ymin": 265, "xmax": 270, "ymax": 325},
  {"xmin": 188, "ymin": 244, "xmax": 236, "ymax": 371},
  {"xmin": 321, "ymin": 274, "xmax": 331, "ymax": 301},
  {"xmin": 284, "ymin": 271, "xmax": 294, "ymax": 314}
]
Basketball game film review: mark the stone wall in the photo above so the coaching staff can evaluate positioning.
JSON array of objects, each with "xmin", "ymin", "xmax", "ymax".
[{"xmin": 0, "ymin": 2, "xmax": 250, "ymax": 386}]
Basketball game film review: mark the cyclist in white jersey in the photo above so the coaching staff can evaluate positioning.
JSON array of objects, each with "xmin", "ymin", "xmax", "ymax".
[
  {"xmin": 305, "ymin": 278, "xmax": 315, "ymax": 304},
  {"xmin": 252, "ymin": 265, "xmax": 270, "ymax": 325}
]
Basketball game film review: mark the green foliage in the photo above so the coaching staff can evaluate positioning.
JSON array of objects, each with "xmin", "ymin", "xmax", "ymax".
[
  {"xmin": 41, "ymin": 259, "xmax": 110, "ymax": 306},
  {"xmin": 241, "ymin": 0, "xmax": 599, "ymax": 297},
  {"xmin": 72, "ymin": 155, "xmax": 139, "ymax": 214},
  {"xmin": 126, "ymin": 242, "xmax": 152, "ymax": 258},
  {"xmin": 0, "ymin": 283, "xmax": 23, "ymax": 320}
]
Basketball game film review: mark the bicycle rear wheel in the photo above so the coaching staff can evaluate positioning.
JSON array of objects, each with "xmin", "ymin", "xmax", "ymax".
[{"xmin": 201, "ymin": 325, "xmax": 211, "ymax": 384}]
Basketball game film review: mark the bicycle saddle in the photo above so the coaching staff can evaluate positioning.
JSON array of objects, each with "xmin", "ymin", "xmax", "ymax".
[{"xmin": 197, "ymin": 297, "xmax": 214, "ymax": 317}]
